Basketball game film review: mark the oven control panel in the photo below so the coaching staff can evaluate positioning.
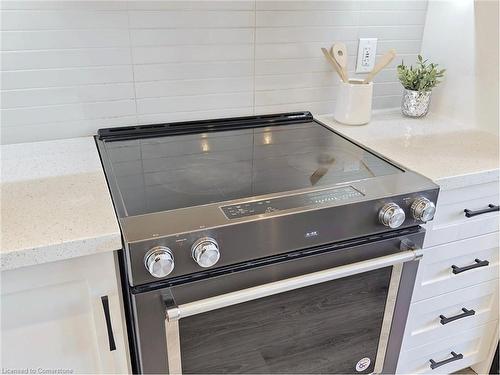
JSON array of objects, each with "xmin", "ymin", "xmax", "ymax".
[{"xmin": 221, "ymin": 186, "xmax": 364, "ymax": 219}]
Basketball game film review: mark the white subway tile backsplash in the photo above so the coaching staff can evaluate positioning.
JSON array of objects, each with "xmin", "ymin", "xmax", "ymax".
[
  {"xmin": 0, "ymin": 10, "xmax": 128, "ymax": 30},
  {"xmin": 130, "ymin": 29, "xmax": 254, "ymax": 46},
  {"xmin": 1, "ymin": 48, "xmax": 131, "ymax": 70},
  {"xmin": 134, "ymin": 61, "xmax": 254, "ymax": 81},
  {"xmin": 373, "ymin": 82, "xmax": 404, "ymax": 97},
  {"xmin": 1, "ymin": 29, "xmax": 130, "ymax": 50},
  {"xmin": 137, "ymin": 92, "xmax": 253, "ymax": 115},
  {"xmin": 256, "ymin": 58, "xmax": 330, "ymax": 75},
  {"xmin": 1, "ymin": 66, "xmax": 133, "ymax": 90},
  {"xmin": 256, "ymin": 86, "xmax": 337, "ymax": 106},
  {"xmin": 255, "ymin": 72, "xmax": 339, "ymax": 91},
  {"xmin": 373, "ymin": 95, "xmax": 402, "ymax": 109},
  {"xmin": 358, "ymin": 25, "xmax": 424, "ymax": 40},
  {"xmin": 135, "ymin": 77, "xmax": 253, "ymax": 99},
  {"xmin": 0, "ymin": 1, "xmax": 129, "ymax": 11},
  {"xmin": 256, "ymin": 26, "xmax": 358, "ymax": 44},
  {"xmin": 127, "ymin": 1, "xmax": 255, "ymax": 11},
  {"xmin": 1, "ymin": 83, "xmax": 135, "ymax": 108},
  {"xmin": 256, "ymin": 11, "xmax": 359, "ymax": 27},
  {"xmin": 0, "ymin": 116, "xmax": 138, "ymax": 145},
  {"xmin": 378, "ymin": 40, "xmax": 421, "ymax": 55},
  {"xmin": 1, "ymin": 100, "xmax": 136, "ymax": 126},
  {"xmin": 0, "ymin": 0, "xmax": 428, "ymax": 144},
  {"xmin": 256, "ymin": 1, "xmax": 360, "ymax": 11},
  {"xmin": 359, "ymin": 1, "xmax": 428, "ymax": 11},
  {"xmin": 132, "ymin": 44, "xmax": 253, "ymax": 64},
  {"xmin": 128, "ymin": 10, "xmax": 255, "ymax": 29},
  {"xmin": 359, "ymin": 10, "xmax": 427, "ymax": 26}
]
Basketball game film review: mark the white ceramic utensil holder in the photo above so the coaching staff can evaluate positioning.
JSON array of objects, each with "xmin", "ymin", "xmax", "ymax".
[{"xmin": 334, "ymin": 79, "xmax": 373, "ymax": 125}]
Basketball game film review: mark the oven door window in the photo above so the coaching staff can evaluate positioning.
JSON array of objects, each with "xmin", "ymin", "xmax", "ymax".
[{"xmin": 178, "ymin": 266, "xmax": 392, "ymax": 374}]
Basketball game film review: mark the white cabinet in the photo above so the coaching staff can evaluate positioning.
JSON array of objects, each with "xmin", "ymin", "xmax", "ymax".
[
  {"xmin": 397, "ymin": 180, "xmax": 499, "ymax": 374},
  {"xmin": 1, "ymin": 251, "xmax": 130, "ymax": 374}
]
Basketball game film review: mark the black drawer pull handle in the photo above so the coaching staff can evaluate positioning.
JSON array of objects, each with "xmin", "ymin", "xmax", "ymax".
[
  {"xmin": 101, "ymin": 296, "xmax": 116, "ymax": 351},
  {"xmin": 464, "ymin": 204, "xmax": 499, "ymax": 218},
  {"xmin": 452, "ymin": 258, "xmax": 489, "ymax": 274},
  {"xmin": 430, "ymin": 351, "xmax": 464, "ymax": 369},
  {"xmin": 440, "ymin": 307, "xmax": 476, "ymax": 325}
]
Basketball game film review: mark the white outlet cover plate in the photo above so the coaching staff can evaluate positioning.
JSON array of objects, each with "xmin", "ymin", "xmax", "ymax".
[{"xmin": 356, "ymin": 38, "xmax": 378, "ymax": 73}]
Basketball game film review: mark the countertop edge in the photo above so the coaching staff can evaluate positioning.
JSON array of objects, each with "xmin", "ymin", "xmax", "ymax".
[{"xmin": 0, "ymin": 232, "xmax": 122, "ymax": 272}]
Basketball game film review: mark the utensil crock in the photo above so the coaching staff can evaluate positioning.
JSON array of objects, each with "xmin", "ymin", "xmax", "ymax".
[{"xmin": 334, "ymin": 79, "xmax": 373, "ymax": 125}]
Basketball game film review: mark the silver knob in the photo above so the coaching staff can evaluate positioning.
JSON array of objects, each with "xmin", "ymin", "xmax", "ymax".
[
  {"xmin": 192, "ymin": 237, "xmax": 220, "ymax": 268},
  {"xmin": 144, "ymin": 246, "xmax": 174, "ymax": 278},
  {"xmin": 379, "ymin": 203, "xmax": 406, "ymax": 228},
  {"xmin": 411, "ymin": 197, "xmax": 436, "ymax": 222}
]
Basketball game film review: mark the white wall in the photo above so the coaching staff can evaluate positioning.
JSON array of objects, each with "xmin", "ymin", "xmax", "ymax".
[
  {"xmin": 420, "ymin": 0, "xmax": 499, "ymax": 135},
  {"xmin": 0, "ymin": 0, "xmax": 428, "ymax": 144},
  {"xmin": 474, "ymin": 0, "xmax": 499, "ymax": 135}
]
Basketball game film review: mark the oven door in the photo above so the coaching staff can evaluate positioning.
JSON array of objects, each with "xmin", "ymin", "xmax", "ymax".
[{"xmin": 130, "ymin": 229, "xmax": 424, "ymax": 374}]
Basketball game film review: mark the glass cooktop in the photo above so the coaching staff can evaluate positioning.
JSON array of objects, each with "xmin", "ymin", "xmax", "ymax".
[{"xmin": 101, "ymin": 121, "xmax": 402, "ymax": 217}]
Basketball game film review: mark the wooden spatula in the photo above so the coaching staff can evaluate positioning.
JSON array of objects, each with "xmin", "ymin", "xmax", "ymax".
[
  {"xmin": 321, "ymin": 47, "xmax": 347, "ymax": 83},
  {"xmin": 363, "ymin": 49, "xmax": 396, "ymax": 84},
  {"xmin": 331, "ymin": 42, "xmax": 349, "ymax": 82}
]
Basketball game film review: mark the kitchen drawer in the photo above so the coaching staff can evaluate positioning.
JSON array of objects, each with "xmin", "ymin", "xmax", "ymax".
[
  {"xmin": 403, "ymin": 279, "xmax": 499, "ymax": 349},
  {"xmin": 397, "ymin": 320, "xmax": 497, "ymax": 374},
  {"xmin": 437, "ymin": 181, "xmax": 499, "ymax": 206},
  {"xmin": 424, "ymin": 216, "xmax": 499, "ymax": 248},
  {"xmin": 414, "ymin": 232, "xmax": 499, "ymax": 301},
  {"xmin": 424, "ymin": 184, "xmax": 499, "ymax": 247}
]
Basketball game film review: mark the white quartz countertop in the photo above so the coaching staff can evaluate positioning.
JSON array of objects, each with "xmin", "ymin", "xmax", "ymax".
[
  {"xmin": 1, "ymin": 137, "xmax": 121, "ymax": 271},
  {"xmin": 318, "ymin": 110, "xmax": 499, "ymax": 190}
]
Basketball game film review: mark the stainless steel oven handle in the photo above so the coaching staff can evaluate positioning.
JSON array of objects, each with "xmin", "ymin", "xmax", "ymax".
[{"xmin": 165, "ymin": 250, "xmax": 418, "ymax": 321}]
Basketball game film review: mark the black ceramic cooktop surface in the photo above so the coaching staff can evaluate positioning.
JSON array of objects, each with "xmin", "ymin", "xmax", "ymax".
[{"xmin": 102, "ymin": 121, "xmax": 401, "ymax": 217}]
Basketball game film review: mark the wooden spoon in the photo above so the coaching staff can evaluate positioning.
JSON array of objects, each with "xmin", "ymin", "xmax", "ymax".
[
  {"xmin": 321, "ymin": 47, "xmax": 347, "ymax": 83},
  {"xmin": 331, "ymin": 42, "xmax": 349, "ymax": 82},
  {"xmin": 363, "ymin": 49, "xmax": 397, "ymax": 84}
]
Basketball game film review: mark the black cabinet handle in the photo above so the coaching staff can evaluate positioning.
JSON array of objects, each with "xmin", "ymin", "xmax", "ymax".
[
  {"xmin": 101, "ymin": 296, "xmax": 116, "ymax": 351},
  {"xmin": 464, "ymin": 204, "xmax": 499, "ymax": 218},
  {"xmin": 452, "ymin": 258, "xmax": 489, "ymax": 274},
  {"xmin": 430, "ymin": 351, "xmax": 464, "ymax": 370},
  {"xmin": 440, "ymin": 308, "xmax": 476, "ymax": 325}
]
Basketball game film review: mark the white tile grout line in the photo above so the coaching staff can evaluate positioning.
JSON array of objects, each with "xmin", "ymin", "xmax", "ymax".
[
  {"xmin": 125, "ymin": 4, "xmax": 139, "ymax": 126},
  {"xmin": 252, "ymin": 0, "xmax": 257, "ymax": 115}
]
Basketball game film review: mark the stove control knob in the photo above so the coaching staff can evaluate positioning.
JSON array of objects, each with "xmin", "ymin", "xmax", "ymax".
[
  {"xmin": 192, "ymin": 237, "xmax": 220, "ymax": 268},
  {"xmin": 379, "ymin": 203, "xmax": 406, "ymax": 228},
  {"xmin": 144, "ymin": 246, "xmax": 174, "ymax": 278},
  {"xmin": 411, "ymin": 197, "xmax": 436, "ymax": 222}
]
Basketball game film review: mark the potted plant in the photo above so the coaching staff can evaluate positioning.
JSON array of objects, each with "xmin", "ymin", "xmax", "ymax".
[{"xmin": 397, "ymin": 55, "xmax": 445, "ymax": 118}]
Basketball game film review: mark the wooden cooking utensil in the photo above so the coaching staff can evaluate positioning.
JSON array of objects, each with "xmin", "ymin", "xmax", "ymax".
[
  {"xmin": 363, "ymin": 49, "xmax": 397, "ymax": 84},
  {"xmin": 331, "ymin": 42, "xmax": 349, "ymax": 82},
  {"xmin": 321, "ymin": 47, "xmax": 347, "ymax": 83}
]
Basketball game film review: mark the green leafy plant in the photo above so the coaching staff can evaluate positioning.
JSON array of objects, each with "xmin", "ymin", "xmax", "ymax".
[{"xmin": 397, "ymin": 55, "xmax": 445, "ymax": 92}]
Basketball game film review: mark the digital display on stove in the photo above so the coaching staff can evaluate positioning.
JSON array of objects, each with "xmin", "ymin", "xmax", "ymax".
[{"xmin": 221, "ymin": 186, "xmax": 364, "ymax": 219}]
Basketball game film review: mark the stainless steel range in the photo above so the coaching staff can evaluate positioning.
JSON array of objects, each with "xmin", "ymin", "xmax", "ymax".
[{"xmin": 96, "ymin": 112, "xmax": 439, "ymax": 374}]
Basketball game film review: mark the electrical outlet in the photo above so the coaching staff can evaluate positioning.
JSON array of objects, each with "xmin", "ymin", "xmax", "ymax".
[{"xmin": 356, "ymin": 38, "xmax": 378, "ymax": 73}]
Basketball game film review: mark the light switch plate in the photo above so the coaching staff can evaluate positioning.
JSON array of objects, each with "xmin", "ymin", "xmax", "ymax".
[{"xmin": 356, "ymin": 38, "xmax": 378, "ymax": 73}]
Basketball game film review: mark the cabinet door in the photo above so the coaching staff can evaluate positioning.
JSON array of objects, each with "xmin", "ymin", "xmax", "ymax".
[{"xmin": 1, "ymin": 252, "xmax": 129, "ymax": 374}]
